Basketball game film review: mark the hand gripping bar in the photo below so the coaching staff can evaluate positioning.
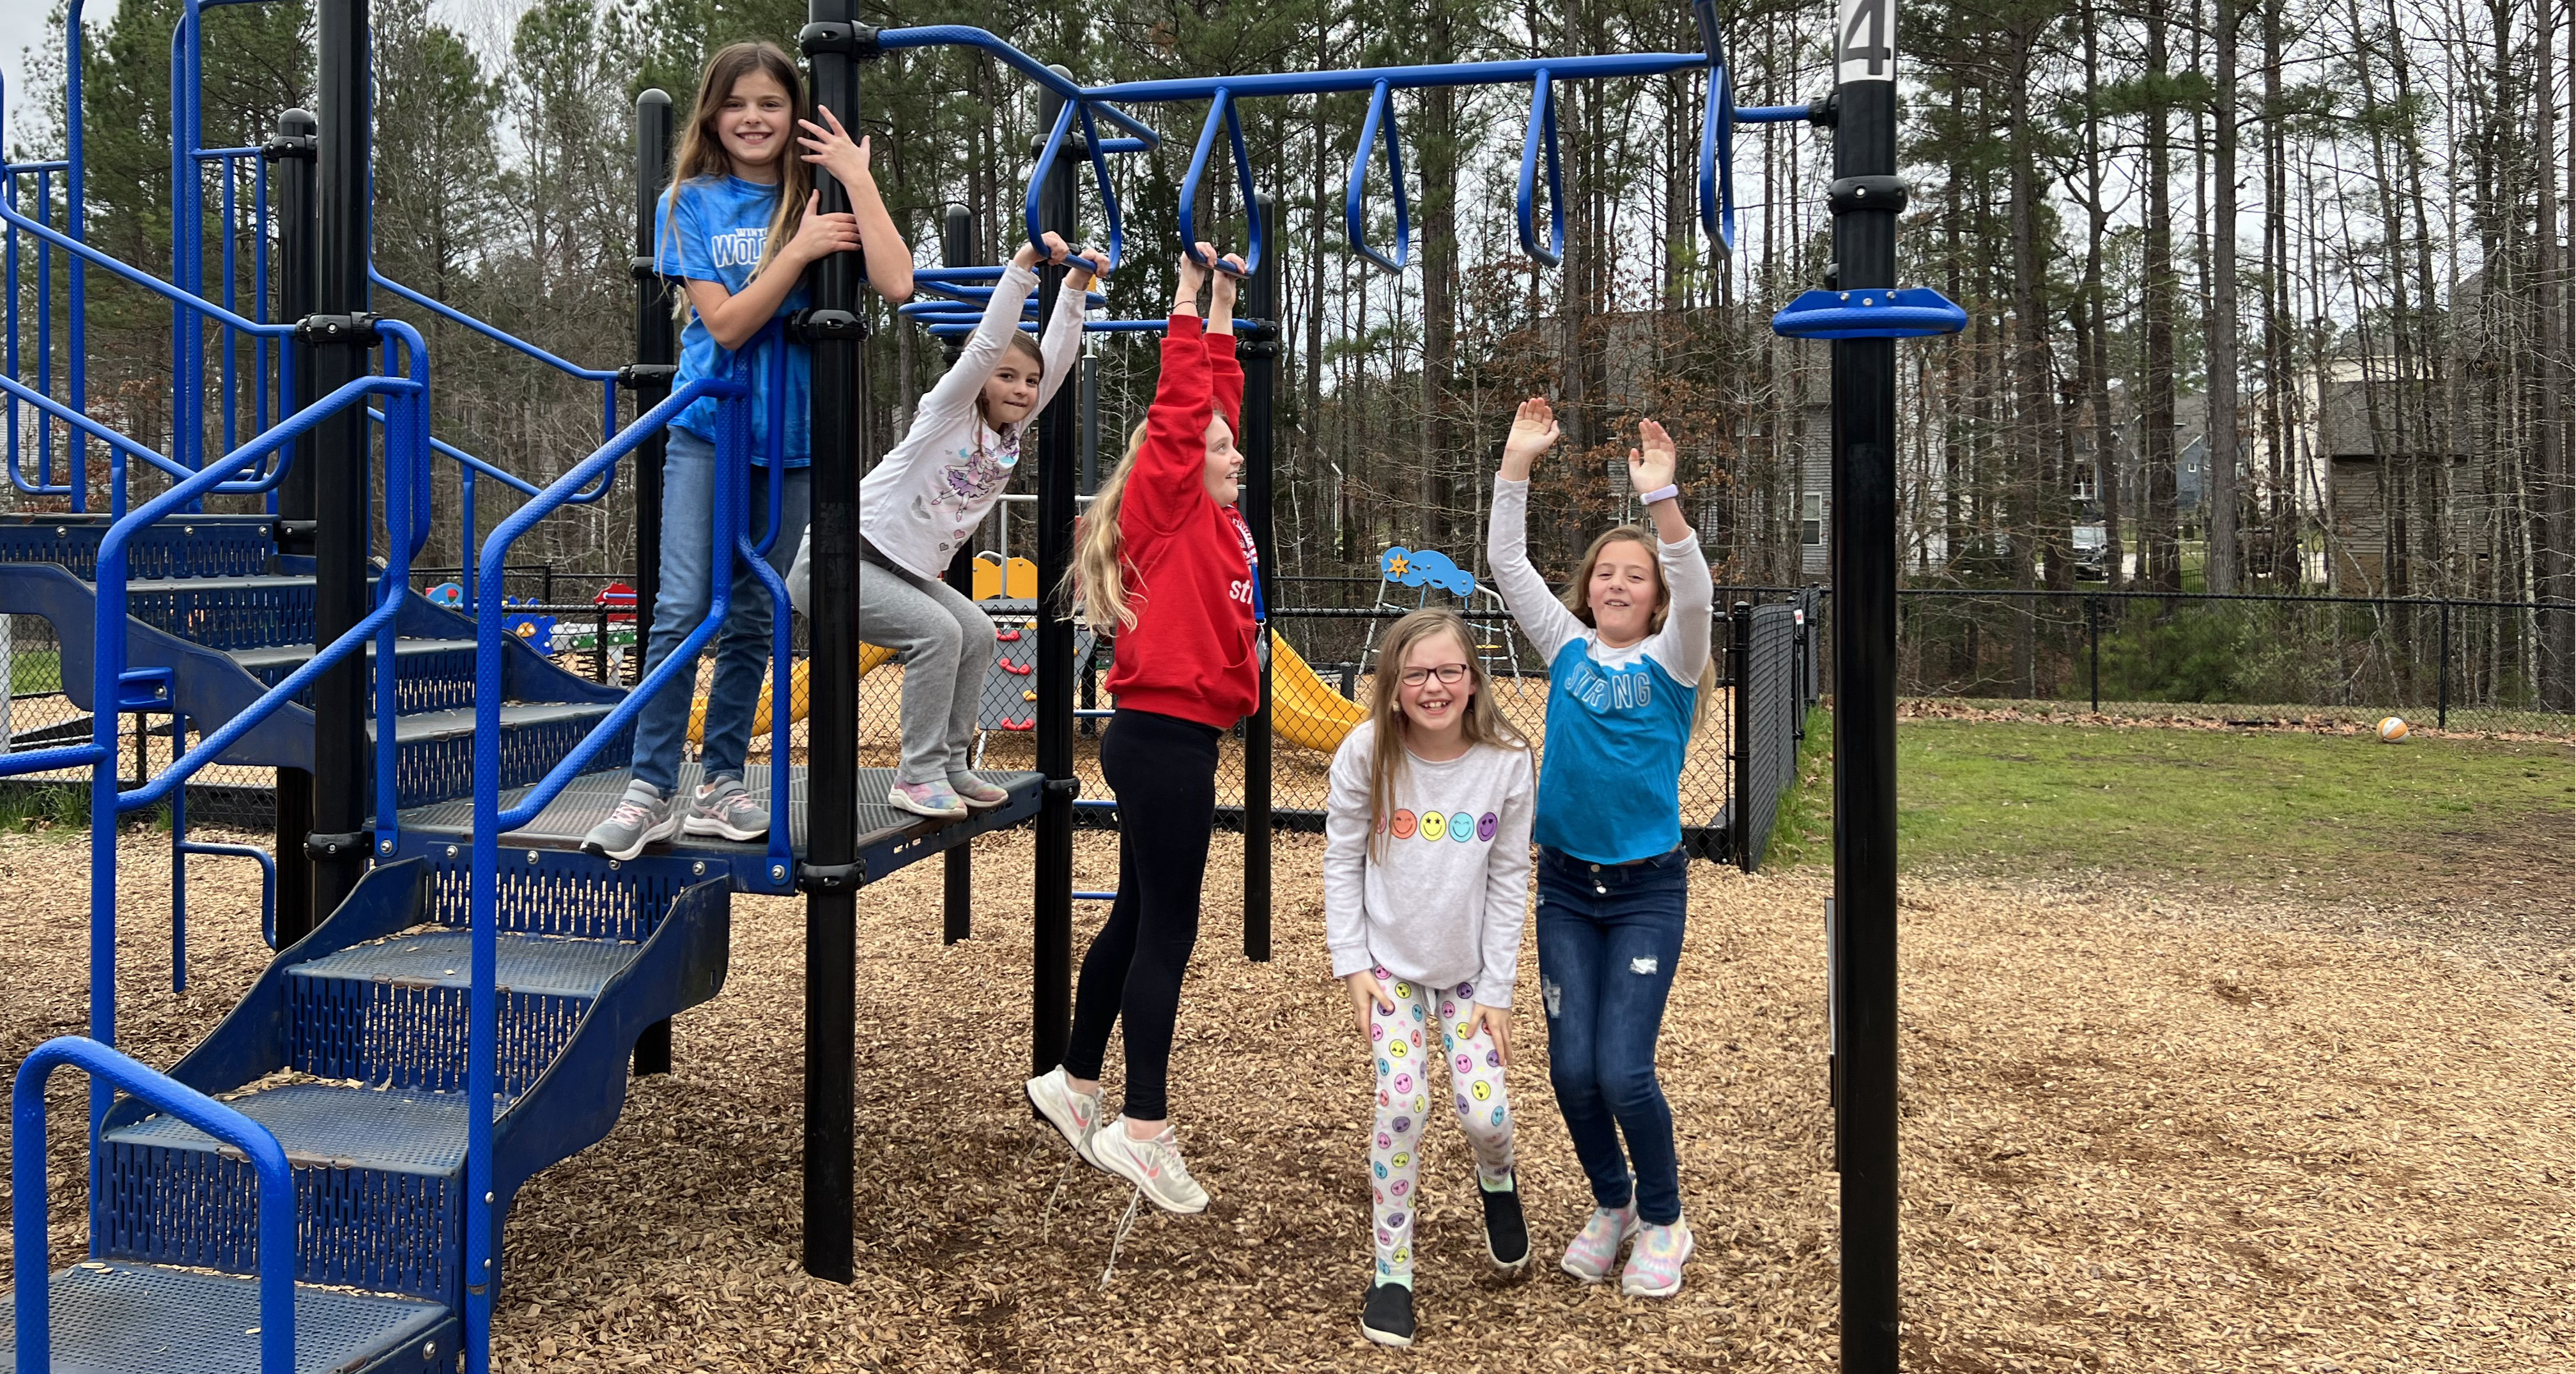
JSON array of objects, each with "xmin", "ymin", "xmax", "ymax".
[
  {"xmin": 1346, "ymin": 81, "xmax": 1411, "ymax": 274},
  {"xmin": 1180, "ymin": 88, "xmax": 1263, "ymax": 279},
  {"xmin": 1026, "ymin": 96, "xmax": 1127, "ymax": 270}
]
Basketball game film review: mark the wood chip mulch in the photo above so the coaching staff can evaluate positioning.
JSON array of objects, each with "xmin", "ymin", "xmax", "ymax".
[{"xmin": 1, "ymin": 826, "xmax": 2567, "ymax": 1372}]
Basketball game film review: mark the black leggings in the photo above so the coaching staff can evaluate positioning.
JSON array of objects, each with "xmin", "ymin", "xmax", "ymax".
[{"xmin": 1061, "ymin": 707, "xmax": 1222, "ymax": 1122}]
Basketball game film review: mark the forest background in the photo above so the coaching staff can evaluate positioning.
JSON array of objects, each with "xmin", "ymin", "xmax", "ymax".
[{"xmin": 5, "ymin": 0, "xmax": 2572, "ymax": 709}]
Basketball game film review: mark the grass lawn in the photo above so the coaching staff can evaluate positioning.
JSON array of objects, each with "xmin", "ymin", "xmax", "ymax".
[
  {"xmin": 8, "ymin": 649, "xmax": 60, "ymax": 695},
  {"xmin": 1764, "ymin": 710, "xmax": 2573, "ymax": 892}
]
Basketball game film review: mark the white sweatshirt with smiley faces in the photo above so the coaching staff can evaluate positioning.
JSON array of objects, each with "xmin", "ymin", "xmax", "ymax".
[{"xmin": 1323, "ymin": 720, "xmax": 1536, "ymax": 1008}]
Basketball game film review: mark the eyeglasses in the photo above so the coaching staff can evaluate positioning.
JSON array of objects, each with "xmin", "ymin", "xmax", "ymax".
[{"xmin": 1399, "ymin": 665, "xmax": 1470, "ymax": 686}]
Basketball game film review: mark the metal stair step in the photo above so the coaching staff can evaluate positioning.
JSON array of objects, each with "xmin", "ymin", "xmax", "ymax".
[
  {"xmin": 226, "ymin": 637, "xmax": 479, "ymax": 675},
  {"xmin": 286, "ymin": 929, "xmax": 643, "ymax": 1097},
  {"xmin": 0, "ymin": 1260, "xmax": 452, "ymax": 1374},
  {"xmin": 231, "ymin": 638, "xmax": 483, "ymax": 713},
  {"xmin": 100, "ymin": 1083, "xmax": 468, "ymax": 1304},
  {"xmin": 125, "ymin": 575, "xmax": 317, "ymax": 651},
  {"xmin": 375, "ymin": 702, "xmax": 612, "ymax": 746}
]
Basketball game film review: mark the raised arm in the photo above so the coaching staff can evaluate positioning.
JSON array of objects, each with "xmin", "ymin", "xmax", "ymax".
[
  {"xmin": 796, "ymin": 107, "xmax": 911, "ymax": 304},
  {"xmin": 1120, "ymin": 247, "xmax": 1222, "ymax": 536},
  {"xmin": 1485, "ymin": 397, "xmax": 1586, "ymax": 663},
  {"xmin": 1631, "ymin": 419, "xmax": 1715, "ymax": 681},
  {"xmin": 1030, "ymin": 245, "xmax": 1104, "ymax": 416},
  {"xmin": 1203, "ymin": 252, "xmax": 1247, "ymax": 436}
]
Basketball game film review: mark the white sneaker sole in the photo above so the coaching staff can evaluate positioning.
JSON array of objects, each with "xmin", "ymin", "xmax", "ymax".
[
  {"xmin": 1619, "ymin": 1229, "xmax": 1695, "ymax": 1298},
  {"xmin": 1359, "ymin": 1319, "xmax": 1414, "ymax": 1348},
  {"xmin": 1024, "ymin": 1076, "xmax": 1104, "ymax": 1170},
  {"xmin": 887, "ymin": 789, "xmax": 968, "ymax": 820},
  {"xmin": 1094, "ymin": 1135, "xmax": 1209, "ymax": 1215},
  {"xmin": 682, "ymin": 811, "xmax": 769, "ymax": 841},
  {"xmin": 585, "ymin": 808, "xmax": 683, "ymax": 862}
]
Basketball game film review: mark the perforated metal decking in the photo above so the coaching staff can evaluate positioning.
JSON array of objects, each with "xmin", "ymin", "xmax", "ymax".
[{"xmin": 398, "ymin": 764, "xmax": 1045, "ymax": 893}]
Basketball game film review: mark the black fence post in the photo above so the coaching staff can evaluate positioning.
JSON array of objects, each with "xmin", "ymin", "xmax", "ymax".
[
  {"xmin": 1730, "ymin": 602, "xmax": 1752, "ymax": 873},
  {"xmin": 796, "ymin": 0, "xmax": 873, "ymax": 1286},
  {"xmin": 1241, "ymin": 191, "xmax": 1280, "ymax": 963},
  {"xmin": 940, "ymin": 203, "xmax": 976, "ymax": 947},
  {"xmin": 305, "ymin": 0, "xmax": 373, "ymax": 931},
  {"xmin": 2086, "ymin": 594, "xmax": 2101, "ymax": 713},
  {"xmin": 1031, "ymin": 70, "xmax": 1080, "ymax": 1075},
  {"xmin": 2437, "ymin": 598, "xmax": 2451, "ymax": 729},
  {"xmin": 1831, "ymin": 3, "xmax": 1906, "ymax": 1361},
  {"xmin": 593, "ymin": 600, "xmax": 610, "ymax": 684},
  {"xmin": 265, "ymin": 106, "xmax": 318, "ymax": 950}
]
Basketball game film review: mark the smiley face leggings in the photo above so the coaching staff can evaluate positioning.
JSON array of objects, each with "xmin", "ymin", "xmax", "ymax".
[
  {"xmin": 1366, "ymin": 970, "xmax": 1515, "ymax": 1286},
  {"xmin": 1062, "ymin": 708, "xmax": 1222, "ymax": 1122}
]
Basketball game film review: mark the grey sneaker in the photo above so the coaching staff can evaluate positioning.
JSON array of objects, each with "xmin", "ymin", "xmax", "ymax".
[
  {"xmin": 948, "ymin": 771, "xmax": 1012, "ymax": 810},
  {"xmin": 1091, "ymin": 1118, "xmax": 1210, "ymax": 1215},
  {"xmin": 684, "ymin": 775, "xmax": 769, "ymax": 840},
  {"xmin": 582, "ymin": 780, "xmax": 680, "ymax": 861}
]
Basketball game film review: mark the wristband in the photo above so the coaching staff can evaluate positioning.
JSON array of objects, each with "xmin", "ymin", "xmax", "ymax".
[{"xmin": 1639, "ymin": 482, "xmax": 1681, "ymax": 506}]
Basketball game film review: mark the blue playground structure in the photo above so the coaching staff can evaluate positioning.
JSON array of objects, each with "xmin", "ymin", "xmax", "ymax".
[{"xmin": 0, "ymin": 0, "xmax": 1957, "ymax": 1368}]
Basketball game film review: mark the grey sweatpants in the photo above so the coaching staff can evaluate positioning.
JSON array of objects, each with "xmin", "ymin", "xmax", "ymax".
[{"xmin": 792, "ymin": 537, "xmax": 992, "ymax": 785}]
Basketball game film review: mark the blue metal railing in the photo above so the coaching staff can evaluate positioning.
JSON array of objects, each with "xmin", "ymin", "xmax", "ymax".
[
  {"xmin": 1180, "ymin": 89, "xmax": 1260, "ymax": 277},
  {"xmin": 13, "ymin": 1035, "xmax": 301, "ymax": 1374},
  {"xmin": 84, "ymin": 323, "xmax": 428, "ymax": 1135},
  {"xmin": 464, "ymin": 367, "xmax": 764, "ymax": 1360},
  {"xmin": 1349, "ymin": 81, "xmax": 1411, "ymax": 273}
]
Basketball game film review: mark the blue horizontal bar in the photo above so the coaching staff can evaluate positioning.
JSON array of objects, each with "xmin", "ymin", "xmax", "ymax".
[
  {"xmin": 1079, "ymin": 50, "xmax": 1708, "ymax": 104},
  {"xmin": 1072, "ymin": 798, "xmax": 1119, "ymax": 811},
  {"xmin": 371, "ymin": 269, "xmax": 617, "ymax": 383},
  {"xmin": 2, "ymin": 160, "xmax": 69, "ymax": 174},
  {"xmin": 874, "ymin": 26, "xmax": 1162, "ymax": 147},
  {"xmin": 0, "ymin": 743, "xmax": 108, "ymax": 779},
  {"xmin": 1072, "ymin": 891, "xmax": 1117, "ymax": 901},
  {"xmin": 1732, "ymin": 104, "xmax": 1814, "ymax": 123},
  {"xmin": 190, "ymin": 145, "xmax": 261, "ymax": 159},
  {"xmin": 1074, "ymin": 709, "xmax": 1114, "ymax": 718}
]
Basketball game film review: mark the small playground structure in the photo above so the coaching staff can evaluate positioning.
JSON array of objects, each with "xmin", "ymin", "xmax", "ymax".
[{"xmin": 0, "ymin": 1, "xmax": 1953, "ymax": 1370}]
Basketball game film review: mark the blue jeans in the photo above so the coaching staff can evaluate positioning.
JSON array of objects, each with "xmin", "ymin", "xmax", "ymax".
[
  {"xmin": 1534, "ymin": 844, "xmax": 1690, "ymax": 1225},
  {"xmin": 626, "ymin": 427, "xmax": 808, "ymax": 795}
]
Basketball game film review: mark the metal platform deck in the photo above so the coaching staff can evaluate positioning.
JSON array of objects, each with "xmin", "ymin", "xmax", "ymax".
[{"xmin": 396, "ymin": 764, "xmax": 1045, "ymax": 892}]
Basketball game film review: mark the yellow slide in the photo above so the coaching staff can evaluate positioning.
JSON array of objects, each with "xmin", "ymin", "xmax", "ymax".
[
  {"xmin": 1267, "ymin": 633, "xmax": 1367, "ymax": 753},
  {"xmin": 688, "ymin": 645, "xmax": 895, "ymax": 744}
]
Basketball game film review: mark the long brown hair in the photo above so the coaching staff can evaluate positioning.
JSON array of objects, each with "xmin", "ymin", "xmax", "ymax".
[
  {"xmin": 1067, "ymin": 420, "xmax": 1150, "ymax": 632},
  {"xmin": 662, "ymin": 42, "xmax": 813, "ymax": 320},
  {"xmin": 1558, "ymin": 525, "xmax": 1717, "ymax": 736},
  {"xmin": 1364, "ymin": 609, "xmax": 1526, "ymax": 861}
]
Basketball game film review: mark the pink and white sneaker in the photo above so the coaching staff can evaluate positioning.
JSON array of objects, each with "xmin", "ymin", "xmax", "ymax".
[
  {"xmin": 888, "ymin": 778, "xmax": 968, "ymax": 819},
  {"xmin": 1559, "ymin": 1201, "xmax": 1639, "ymax": 1283},
  {"xmin": 948, "ymin": 771, "xmax": 1012, "ymax": 810},
  {"xmin": 1620, "ymin": 1216, "xmax": 1695, "ymax": 1297}
]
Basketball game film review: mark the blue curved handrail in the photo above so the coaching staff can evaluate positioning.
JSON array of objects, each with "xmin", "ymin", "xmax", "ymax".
[
  {"xmin": 369, "ymin": 269, "xmax": 617, "ymax": 383},
  {"xmin": 0, "ymin": 198, "xmax": 286, "ymax": 342},
  {"xmin": 15, "ymin": 1036, "xmax": 300, "ymax": 1374},
  {"xmin": 1024, "ymin": 96, "xmax": 1127, "ymax": 268},
  {"xmin": 1516, "ymin": 70, "xmax": 1566, "ymax": 268},
  {"xmin": 1180, "ymin": 88, "xmax": 1263, "ymax": 278},
  {"xmin": 1697, "ymin": 59, "xmax": 1738, "ymax": 252},
  {"xmin": 1346, "ymin": 81, "xmax": 1410, "ymax": 274},
  {"xmin": 873, "ymin": 26, "xmax": 1163, "ymax": 148},
  {"xmin": 0, "ymin": 372, "xmax": 287, "ymax": 494}
]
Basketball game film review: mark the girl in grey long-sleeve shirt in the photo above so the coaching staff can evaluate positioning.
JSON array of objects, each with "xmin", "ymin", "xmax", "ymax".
[{"xmin": 1322, "ymin": 608, "xmax": 1536, "ymax": 1348}]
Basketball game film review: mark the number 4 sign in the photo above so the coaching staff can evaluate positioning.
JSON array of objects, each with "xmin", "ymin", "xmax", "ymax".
[{"xmin": 1837, "ymin": 0, "xmax": 1895, "ymax": 84}]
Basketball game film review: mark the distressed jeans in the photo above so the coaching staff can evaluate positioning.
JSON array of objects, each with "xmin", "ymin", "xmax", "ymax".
[
  {"xmin": 625, "ymin": 426, "xmax": 808, "ymax": 796},
  {"xmin": 1534, "ymin": 844, "xmax": 1690, "ymax": 1226}
]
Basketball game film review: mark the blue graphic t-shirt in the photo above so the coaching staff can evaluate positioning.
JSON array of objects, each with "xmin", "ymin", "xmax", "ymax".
[{"xmin": 659, "ymin": 176, "xmax": 810, "ymax": 467}]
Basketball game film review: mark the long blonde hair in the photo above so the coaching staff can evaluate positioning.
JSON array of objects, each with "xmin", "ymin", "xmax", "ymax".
[
  {"xmin": 1067, "ymin": 420, "xmax": 1150, "ymax": 632},
  {"xmin": 1364, "ymin": 609, "xmax": 1526, "ymax": 861},
  {"xmin": 663, "ymin": 42, "xmax": 814, "ymax": 320},
  {"xmin": 1559, "ymin": 525, "xmax": 1718, "ymax": 736}
]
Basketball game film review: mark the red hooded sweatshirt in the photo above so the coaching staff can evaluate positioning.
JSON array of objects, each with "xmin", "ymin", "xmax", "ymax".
[{"xmin": 1102, "ymin": 313, "xmax": 1261, "ymax": 729}]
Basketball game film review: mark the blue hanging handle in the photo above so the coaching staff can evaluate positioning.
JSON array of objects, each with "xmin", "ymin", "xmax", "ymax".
[
  {"xmin": 1516, "ymin": 70, "xmax": 1564, "ymax": 268},
  {"xmin": 1692, "ymin": 0, "xmax": 1739, "ymax": 253},
  {"xmin": 1346, "ymin": 80, "xmax": 1410, "ymax": 274},
  {"xmin": 1180, "ymin": 88, "xmax": 1263, "ymax": 279},
  {"xmin": 1025, "ymin": 97, "xmax": 1127, "ymax": 270}
]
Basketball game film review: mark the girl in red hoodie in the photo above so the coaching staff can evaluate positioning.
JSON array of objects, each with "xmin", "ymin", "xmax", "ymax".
[{"xmin": 1026, "ymin": 243, "xmax": 1259, "ymax": 1215}]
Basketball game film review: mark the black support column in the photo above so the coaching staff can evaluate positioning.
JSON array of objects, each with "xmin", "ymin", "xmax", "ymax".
[
  {"xmin": 940, "ymin": 203, "xmax": 976, "ymax": 947},
  {"xmin": 264, "ymin": 107, "xmax": 317, "ymax": 949},
  {"xmin": 1031, "ymin": 72, "xmax": 1079, "ymax": 1077},
  {"xmin": 797, "ymin": 0, "xmax": 874, "ymax": 1285},
  {"xmin": 1831, "ymin": 0, "xmax": 1903, "ymax": 1364},
  {"xmin": 307, "ymin": 0, "xmax": 372, "ymax": 931},
  {"xmin": 630, "ymin": 88, "xmax": 677, "ymax": 1077},
  {"xmin": 1238, "ymin": 192, "xmax": 1279, "ymax": 962}
]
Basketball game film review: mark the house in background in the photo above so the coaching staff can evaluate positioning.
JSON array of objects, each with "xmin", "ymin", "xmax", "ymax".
[{"xmin": 2316, "ymin": 378, "xmax": 2488, "ymax": 594}]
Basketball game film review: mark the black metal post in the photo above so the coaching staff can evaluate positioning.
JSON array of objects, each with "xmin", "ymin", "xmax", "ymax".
[
  {"xmin": 1832, "ymin": 3, "xmax": 1905, "ymax": 1364},
  {"xmin": 593, "ymin": 600, "xmax": 610, "ymax": 683},
  {"xmin": 265, "ymin": 107, "xmax": 318, "ymax": 949},
  {"xmin": 2087, "ymin": 594, "xmax": 2101, "ymax": 713},
  {"xmin": 1730, "ymin": 602, "xmax": 1752, "ymax": 872},
  {"xmin": 1081, "ymin": 346, "xmax": 1101, "ymax": 497},
  {"xmin": 629, "ymin": 89, "xmax": 678, "ymax": 1078},
  {"xmin": 939, "ymin": 203, "xmax": 976, "ymax": 947},
  {"xmin": 306, "ymin": 0, "xmax": 372, "ymax": 930},
  {"xmin": 2437, "ymin": 598, "xmax": 2451, "ymax": 729},
  {"xmin": 1031, "ymin": 72, "xmax": 1080, "ymax": 1074},
  {"xmin": 1240, "ymin": 192, "xmax": 1279, "ymax": 962},
  {"xmin": 796, "ymin": 0, "xmax": 873, "ymax": 1286}
]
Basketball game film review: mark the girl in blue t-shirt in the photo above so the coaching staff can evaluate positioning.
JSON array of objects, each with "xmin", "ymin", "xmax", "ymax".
[
  {"xmin": 1484, "ymin": 396, "xmax": 1714, "ymax": 1300},
  {"xmin": 585, "ymin": 40, "xmax": 911, "ymax": 860}
]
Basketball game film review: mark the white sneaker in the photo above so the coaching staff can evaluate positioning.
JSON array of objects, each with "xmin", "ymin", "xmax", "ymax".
[
  {"xmin": 1091, "ymin": 1119, "xmax": 1210, "ymax": 1215},
  {"xmin": 1025, "ymin": 1067, "xmax": 1104, "ymax": 1170}
]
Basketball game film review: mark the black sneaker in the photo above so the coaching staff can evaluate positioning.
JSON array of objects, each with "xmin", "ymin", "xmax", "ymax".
[
  {"xmin": 1481, "ymin": 1176, "xmax": 1531, "ymax": 1269},
  {"xmin": 1360, "ymin": 1280, "xmax": 1415, "ymax": 1348}
]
